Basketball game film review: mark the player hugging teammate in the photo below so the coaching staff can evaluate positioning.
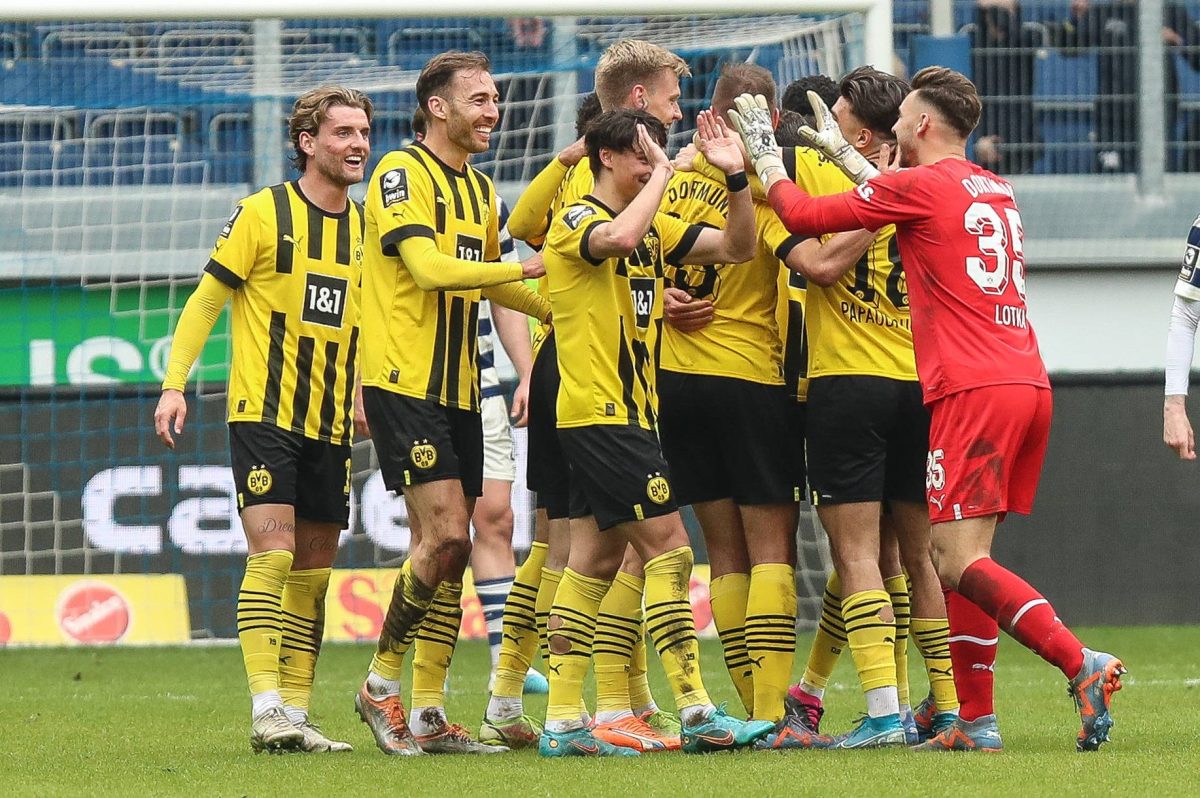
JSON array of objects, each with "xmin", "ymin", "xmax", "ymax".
[{"xmin": 160, "ymin": 42, "xmax": 1123, "ymax": 757}]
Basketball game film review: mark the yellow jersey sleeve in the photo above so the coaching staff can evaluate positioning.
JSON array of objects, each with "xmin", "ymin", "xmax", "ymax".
[
  {"xmin": 206, "ymin": 198, "xmax": 262, "ymax": 287},
  {"xmin": 508, "ymin": 156, "xmax": 570, "ymax": 245},
  {"xmin": 368, "ymin": 152, "xmax": 437, "ymax": 255},
  {"xmin": 653, "ymin": 211, "xmax": 704, "ymax": 266}
]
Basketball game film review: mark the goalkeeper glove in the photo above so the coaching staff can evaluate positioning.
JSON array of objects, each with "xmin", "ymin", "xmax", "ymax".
[
  {"xmin": 728, "ymin": 93, "xmax": 786, "ymax": 186},
  {"xmin": 798, "ymin": 90, "xmax": 879, "ymax": 185}
]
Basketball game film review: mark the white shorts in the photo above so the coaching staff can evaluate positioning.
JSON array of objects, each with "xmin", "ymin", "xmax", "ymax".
[{"xmin": 481, "ymin": 394, "xmax": 516, "ymax": 483}]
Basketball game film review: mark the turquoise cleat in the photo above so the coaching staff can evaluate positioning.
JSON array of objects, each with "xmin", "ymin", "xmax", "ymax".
[
  {"xmin": 523, "ymin": 668, "xmax": 550, "ymax": 695},
  {"xmin": 913, "ymin": 693, "xmax": 958, "ymax": 742},
  {"xmin": 539, "ymin": 727, "xmax": 640, "ymax": 758},
  {"xmin": 830, "ymin": 713, "xmax": 907, "ymax": 749},
  {"xmin": 681, "ymin": 705, "xmax": 773, "ymax": 753}
]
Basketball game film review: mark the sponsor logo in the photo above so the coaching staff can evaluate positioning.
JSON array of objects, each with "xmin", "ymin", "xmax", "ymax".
[
  {"xmin": 563, "ymin": 204, "xmax": 596, "ymax": 230},
  {"xmin": 646, "ymin": 473, "xmax": 671, "ymax": 505},
  {"xmin": 246, "ymin": 465, "xmax": 273, "ymax": 496},
  {"xmin": 410, "ymin": 441, "xmax": 438, "ymax": 470},
  {"xmin": 456, "ymin": 234, "xmax": 484, "ymax": 263},
  {"xmin": 282, "ymin": 233, "xmax": 304, "ymax": 250},
  {"xmin": 57, "ymin": 582, "xmax": 131, "ymax": 643},
  {"xmin": 219, "ymin": 205, "xmax": 243, "ymax": 238},
  {"xmin": 380, "ymin": 168, "xmax": 409, "ymax": 207},
  {"xmin": 301, "ymin": 272, "xmax": 349, "ymax": 328}
]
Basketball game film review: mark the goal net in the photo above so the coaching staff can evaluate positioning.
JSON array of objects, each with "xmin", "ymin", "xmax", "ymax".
[{"xmin": 0, "ymin": 8, "xmax": 879, "ymax": 645}]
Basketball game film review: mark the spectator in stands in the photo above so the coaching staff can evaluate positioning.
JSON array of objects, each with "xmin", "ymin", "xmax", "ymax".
[
  {"xmin": 1053, "ymin": 0, "xmax": 1200, "ymax": 172},
  {"xmin": 971, "ymin": 0, "xmax": 1042, "ymax": 174}
]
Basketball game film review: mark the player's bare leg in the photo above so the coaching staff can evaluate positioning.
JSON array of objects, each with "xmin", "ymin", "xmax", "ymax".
[{"xmin": 928, "ymin": 516, "xmax": 1124, "ymax": 752}]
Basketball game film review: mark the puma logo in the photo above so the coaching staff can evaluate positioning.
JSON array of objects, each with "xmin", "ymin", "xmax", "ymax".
[
  {"xmin": 503, "ymin": 633, "xmax": 524, "ymax": 645},
  {"xmin": 930, "ymin": 667, "xmax": 952, "ymax": 676},
  {"xmin": 748, "ymin": 655, "xmax": 765, "ymax": 669},
  {"xmin": 279, "ymin": 655, "xmax": 291, "ymax": 665},
  {"xmin": 549, "ymin": 664, "xmax": 562, "ymax": 675},
  {"xmin": 283, "ymin": 233, "xmax": 304, "ymax": 250}
]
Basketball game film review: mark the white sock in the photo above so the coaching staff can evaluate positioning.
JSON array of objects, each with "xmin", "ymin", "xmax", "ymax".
[
  {"xmin": 800, "ymin": 681, "xmax": 824, "ymax": 701},
  {"xmin": 865, "ymin": 686, "xmax": 900, "ymax": 719},
  {"xmin": 250, "ymin": 690, "xmax": 282, "ymax": 719},
  {"xmin": 486, "ymin": 695, "xmax": 524, "ymax": 722},
  {"xmin": 366, "ymin": 671, "xmax": 400, "ymax": 698},
  {"xmin": 282, "ymin": 704, "xmax": 307, "ymax": 725},
  {"xmin": 409, "ymin": 705, "xmax": 446, "ymax": 736},
  {"xmin": 594, "ymin": 709, "xmax": 634, "ymax": 725},
  {"xmin": 679, "ymin": 702, "xmax": 716, "ymax": 727},
  {"xmin": 545, "ymin": 718, "xmax": 586, "ymax": 733},
  {"xmin": 475, "ymin": 575, "xmax": 512, "ymax": 672}
]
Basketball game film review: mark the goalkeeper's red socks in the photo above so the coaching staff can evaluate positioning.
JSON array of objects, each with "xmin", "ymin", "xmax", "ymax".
[{"xmin": 943, "ymin": 589, "xmax": 997, "ymax": 722}]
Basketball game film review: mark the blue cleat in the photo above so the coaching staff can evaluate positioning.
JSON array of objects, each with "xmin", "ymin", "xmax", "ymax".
[
  {"xmin": 753, "ymin": 713, "xmax": 835, "ymax": 750},
  {"xmin": 681, "ymin": 705, "xmax": 774, "ymax": 753},
  {"xmin": 912, "ymin": 713, "xmax": 1002, "ymax": 752},
  {"xmin": 523, "ymin": 668, "xmax": 549, "ymax": 695},
  {"xmin": 901, "ymin": 707, "xmax": 919, "ymax": 745},
  {"xmin": 1069, "ymin": 648, "xmax": 1126, "ymax": 752},
  {"xmin": 830, "ymin": 713, "xmax": 907, "ymax": 749},
  {"xmin": 914, "ymin": 692, "xmax": 960, "ymax": 742},
  {"xmin": 539, "ymin": 727, "xmax": 640, "ymax": 758}
]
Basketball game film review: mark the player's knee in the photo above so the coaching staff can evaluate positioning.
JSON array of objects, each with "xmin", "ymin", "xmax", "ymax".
[
  {"xmin": 431, "ymin": 534, "xmax": 472, "ymax": 575},
  {"xmin": 929, "ymin": 544, "xmax": 963, "ymax": 590},
  {"xmin": 473, "ymin": 503, "xmax": 514, "ymax": 544}
]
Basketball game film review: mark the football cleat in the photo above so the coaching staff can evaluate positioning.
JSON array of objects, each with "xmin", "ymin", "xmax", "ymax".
[
  {"xmin": 294, "ymin": 719, "xmax": 353, "ymax": 753},
  {"xmin": 354, "ymin": 685, "xmax": 422, "ymax": 756},
  {"xmin": 524, "ymin": 668, "xmax": 550, "ymax": 695},
  {"xmin": 592, "ymin": 714, "xmax": 680, "ymax": 752},
  {"xmin": 913, "ymin": 714, "xmax": 1002, "ymax": 752},
  {"xmin": 479, "ymin": 713, "xmax": 543, "ymax": 749},
  {"xmin": 829, "ymin": 713, "xmax": 907, "ymax": 749},
  {"xmin": 249, "ymin": 706, "xmax": 304, "ymax": 754},
  {"xmin": 1069, "ymin": 648, "xmax": 1126, "ymax": 752},
  {"xmin": 539, "ymin": 727, "xmax": 641, "ymax": 757},
  {"xmin": 639, "ymin": 708, "xmax": 682, "ymax": 737},
  {"xmin": 414, "ymin": 708, "xmax": 507, "ymax": 754},
  {"xmin": 753, "ymin": 713, "xmax": 835, "ymax": 750},
  {"xmin": 913, "ymin": 692, "xmax": 960, "ymax": 742},
  {"xmin": 901, "ymin": 707, "xmax": 919, "ymax": 745},
  {"xmin": 681, "ymin": 705, "xmax": 774, "ymax": 753},
  {"xmin": 783, "ymin": 689, "xmax": 825, "ymax": 734}
]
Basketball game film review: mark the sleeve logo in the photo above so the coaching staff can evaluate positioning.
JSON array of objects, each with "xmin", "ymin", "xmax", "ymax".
[
  {"xmin": 563, "ymin": 204, "xmax": 597, "ymax": 230},
  {"xmin": 1181, "ymin": 245, "xmax": 1198, "ymax": 281},
  {"xmin": 302, "ymin": 272, "xmax": 349, "ymax": 328},
  {"xmin": 219, "ymin": 205, "xmax": 243, "ymax": 238},
  {"xmin": 381, "ymin": 168, "xmax": 409, "ymax": 207}
]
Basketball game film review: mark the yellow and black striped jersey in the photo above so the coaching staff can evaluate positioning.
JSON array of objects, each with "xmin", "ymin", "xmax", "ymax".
[
  {"xmin": 784, "ymin": 146, "xmax": 917, "ymax": 381},
  {"xmin": 659, "ymin": 170, "xmax": 796, "ymax": 385},
  {"xmin": 362, "ymin": 142, "xmax": 505, "ymax": 411},
  {"xmin": 776, "ymin": 267, "xmax": 810, "ymax": 402},
  {"xmin": 545, "ymin": 196, "xmax": 702, "ymax": 430},
  {"xmin": 203, "ymin": 180, "xmax": 363, "ymax": 445}
]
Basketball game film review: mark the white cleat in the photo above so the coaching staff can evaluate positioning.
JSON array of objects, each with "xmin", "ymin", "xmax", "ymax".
[
  {"xmin": 250, "ymin": 706, "xmax": 303, "ymax": 754},
  {"xmin": 295, "ymin": 719, "xmax": 354, "ymax": 753}
]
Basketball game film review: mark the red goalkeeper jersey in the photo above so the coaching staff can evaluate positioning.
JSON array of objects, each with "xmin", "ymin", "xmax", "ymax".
[{"xmin": 767, "ymin": 157, "xmax": 1049, "ymax": 403}]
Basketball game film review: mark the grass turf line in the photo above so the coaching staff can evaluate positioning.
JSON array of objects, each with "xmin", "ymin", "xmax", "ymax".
[{"xmin": 2, "ymin": 627, "xmax": 1197, "ymax": 797}]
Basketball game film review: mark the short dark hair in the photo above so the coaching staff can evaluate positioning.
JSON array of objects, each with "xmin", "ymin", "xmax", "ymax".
[
  {"xmin": 910, "ymin": 66, "xmax": 981, "ymax": 138},
  {"xmin": 288, "ymin": 85, "xmax": 373, "ymax": 171},
  {"xmin": 781, "ymin": 74, "xmax": 839, "ymax": 116},
  {"xmin": 585, "ymin": 109, "xmax": 667, "ymax": 175},
  {"xmin": 774, "ymin": 110, "xmax": 809, "ymax": 147},
  {"xmin": 840, "ymin": 66, "xmax": 910, "ymax": 140},
  {"xmin": 415, "ymin": 50, "xmax": 492, "ymax": 119},
  {"xmin": 711, "ymin": 62, "xmax": 776, "ymax": 119},
  {"xmin": 575, "ymin": 92, "xmax": 603, "ymax": 138}
]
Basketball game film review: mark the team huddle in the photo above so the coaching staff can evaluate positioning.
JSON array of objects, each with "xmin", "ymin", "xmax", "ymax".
[{"xmin": 154, "ymin": 38, "xmax": 1125, "ymax": 757}]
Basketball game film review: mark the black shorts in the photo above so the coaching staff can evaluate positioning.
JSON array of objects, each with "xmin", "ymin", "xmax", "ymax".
[
  {"xmin": 228, "ymin": 422, "xmax": 351, "ymax": 526},
  {"xmin": 657, "ymin": 371, "xmax": 804, "ymax": 506},
  {"xmin": 805, "ymin": 375, "xmax": 929, "ymax": 506},
  {"xmin": 526, "ymin": 332, "xmax": 571, "ymax": 519},
  {"xmin": 559, "ymin": 424, "xmax": 677, "ymax": 531},
  {"xmin": 362, "ymin": 387, "xmax": 484, "ymax": 498}
]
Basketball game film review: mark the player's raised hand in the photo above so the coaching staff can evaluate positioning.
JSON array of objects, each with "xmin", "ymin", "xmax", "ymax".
[
  {"xmin": 154, "ymin": 389, "xmax": 187, "ymax": 450},
  {"xmin": 521, "ymin": 251, "xmax": 546, "ymax": 279},
  {"xmin": 1164, "ymin": 398, "xmax": 1196, "ymax": 460},
  {"xmin": 876, "ymin": 142, "xmax": 901, "ymax": 175},
  {"xmin": 557, "ymin": 135, "xmax": 587, "ymax": 167},
  {"xmin": 798, "ymin": 89, "xmax": 879, "ymax": 185},
  {"xmin": 663, "ymin": 286, "xmax": 714, "ymax": 332},
  {"xmin": 635, "ymin": 123, "xmax": 673, "ymax": 174},
  {"xmin": 674, "ymin": 141, "xmax": 699, "ymax": 172},
  {"xmin": 695, "ymin": 109, "xmax": 744, "ymax": 176},
  {"xmin": 728, "ymin": 93, "xmax": 785, "ymax": 186}
]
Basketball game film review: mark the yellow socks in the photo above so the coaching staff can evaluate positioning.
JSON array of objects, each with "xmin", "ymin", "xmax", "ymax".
[
  {"xmin": 745, "ymin": 563, "xmax": 797, "ymax": 722},
  {"xmin": 627, "ymin": 624, "xmax": 655, "ymax": 714},
  {"xmin": 884, "ymin": 574, "xmax": 912, "ymax": 708},
  {"xmin": 643, "ymin": 546, "xmax": 711, "ymax": 713},
  {"xmin": 842, "ymin": 589, "xmax": 897, "ymax": 695},
  {"xmin": 545, "ymin": 568, "xmax": 611, "ymax": 727},
  {"xmin": 238, "ymin": 549, "xmax": 294, "ymax": 698},
  {"xmin": 801, "ymin": 570, "xmax": 845, "ymax": 694},
  {"xmin": 594, "ymin": 571, "xmax": 644, "ymax": 717},
  {"xmin": 278, "ymin": 566, "xmax": 331, "ymax": 714},
  {"xmin": 912, "ymin": 616, "xmax": 959, "ymax": 712},
  {"xmin": 411, "ymin": 581, "xmax": 464, "ymax": 709},
  {"xmin": 491, "ymin": 542, "xmax": 547, "ymax": 700},
  {"xmin": 709, "ymin": 571, "xmax": 754, "ymax": 715},
  {"xmin": 536, "ymin": 567, "xmax": 563, "ymax": 678},
  {"xmin": 370, "ymin": 559, "xmax": 435, "ymax": 683}
]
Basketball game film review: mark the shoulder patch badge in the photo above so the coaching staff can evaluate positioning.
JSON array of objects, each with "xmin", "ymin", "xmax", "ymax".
[
  {"xmin": 219, "ymin": 205, "xmax": 243, "ymax": 238},
  {"xmin": 381, "ymin": 168, "xmax": 409, "ymax": 207},
  {"xmin": 564, "ymin": 204, "xmax": 597, "ymax": 230}
]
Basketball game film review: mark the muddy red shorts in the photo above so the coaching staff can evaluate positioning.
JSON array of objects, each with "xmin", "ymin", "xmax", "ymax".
[{"xmin": 924, "ymin": 384, "xmax": 1052, "ymax": 524}]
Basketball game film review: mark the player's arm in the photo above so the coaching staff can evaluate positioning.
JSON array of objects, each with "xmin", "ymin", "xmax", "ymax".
[
  {"xmin": 507, "ymin": 139, "xmax": 585, "ymax": 245},
  {"xmin": 675, "ymin": 110, "xmax": 756, "ymax": 265},
  {"xmin": 154, "ymin": 272, "xmax": 234, "ymax": 449},
  {"xmin": 785, "ymin": 229, "xmax": 876, "ymax": 287},
  {"xmin": 585, "ymin": 126, "xmax": 675, "ymax": 259},
  {"xmin": 397, "ymin": 237, "xmax": 542, "ymax": 291},
  {"xmin": 1165, "ymin": 221, "xmax": 1200, "ymax": 461},
  {"xmin": 482, "ymin": 278, "xmax": 551, "ymax": 323},
  {"xmin": 491, "ymin": 301, "xmax": 535, "ymax": 426}
]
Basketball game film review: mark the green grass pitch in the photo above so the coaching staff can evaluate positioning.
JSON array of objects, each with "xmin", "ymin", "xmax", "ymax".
[{"xmin": 4, "ymin": 627, "xmax": 1198, "ymax": 797}]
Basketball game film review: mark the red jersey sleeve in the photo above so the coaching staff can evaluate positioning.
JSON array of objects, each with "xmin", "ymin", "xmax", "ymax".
[
  {"xmin": 841, "ymin": 168, "xmax": 936, "ymax": 231},
  {"xmin": 765, "ymin": 180, "xmax": 862, "ymax": 237}
]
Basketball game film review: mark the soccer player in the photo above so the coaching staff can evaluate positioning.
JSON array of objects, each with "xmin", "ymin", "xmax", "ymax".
[
  {"xmin": 656, "ymin": 63, "xmax": 804, "ymax": 726},
  {"xmin": 353, "ymin": 50, "xmax": 549, "ymax": 756},
  {"xmin": 732, "ymin": 66, "xmax": 1126, "ymax": 752},
  {"xmin": 154, "ymin": 85, "xmax": 372, "ymax": 754},
  {"xmin": 1163, "ymin": 213, "xmax": 1200, "ymax": 460},
  {"xmin": 497, "ymin": 42, "xmax": 693, "ymax": 752},
  {"xmin": 538, "ymin": 107, "xmax": 773, "ymax": 757}
]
